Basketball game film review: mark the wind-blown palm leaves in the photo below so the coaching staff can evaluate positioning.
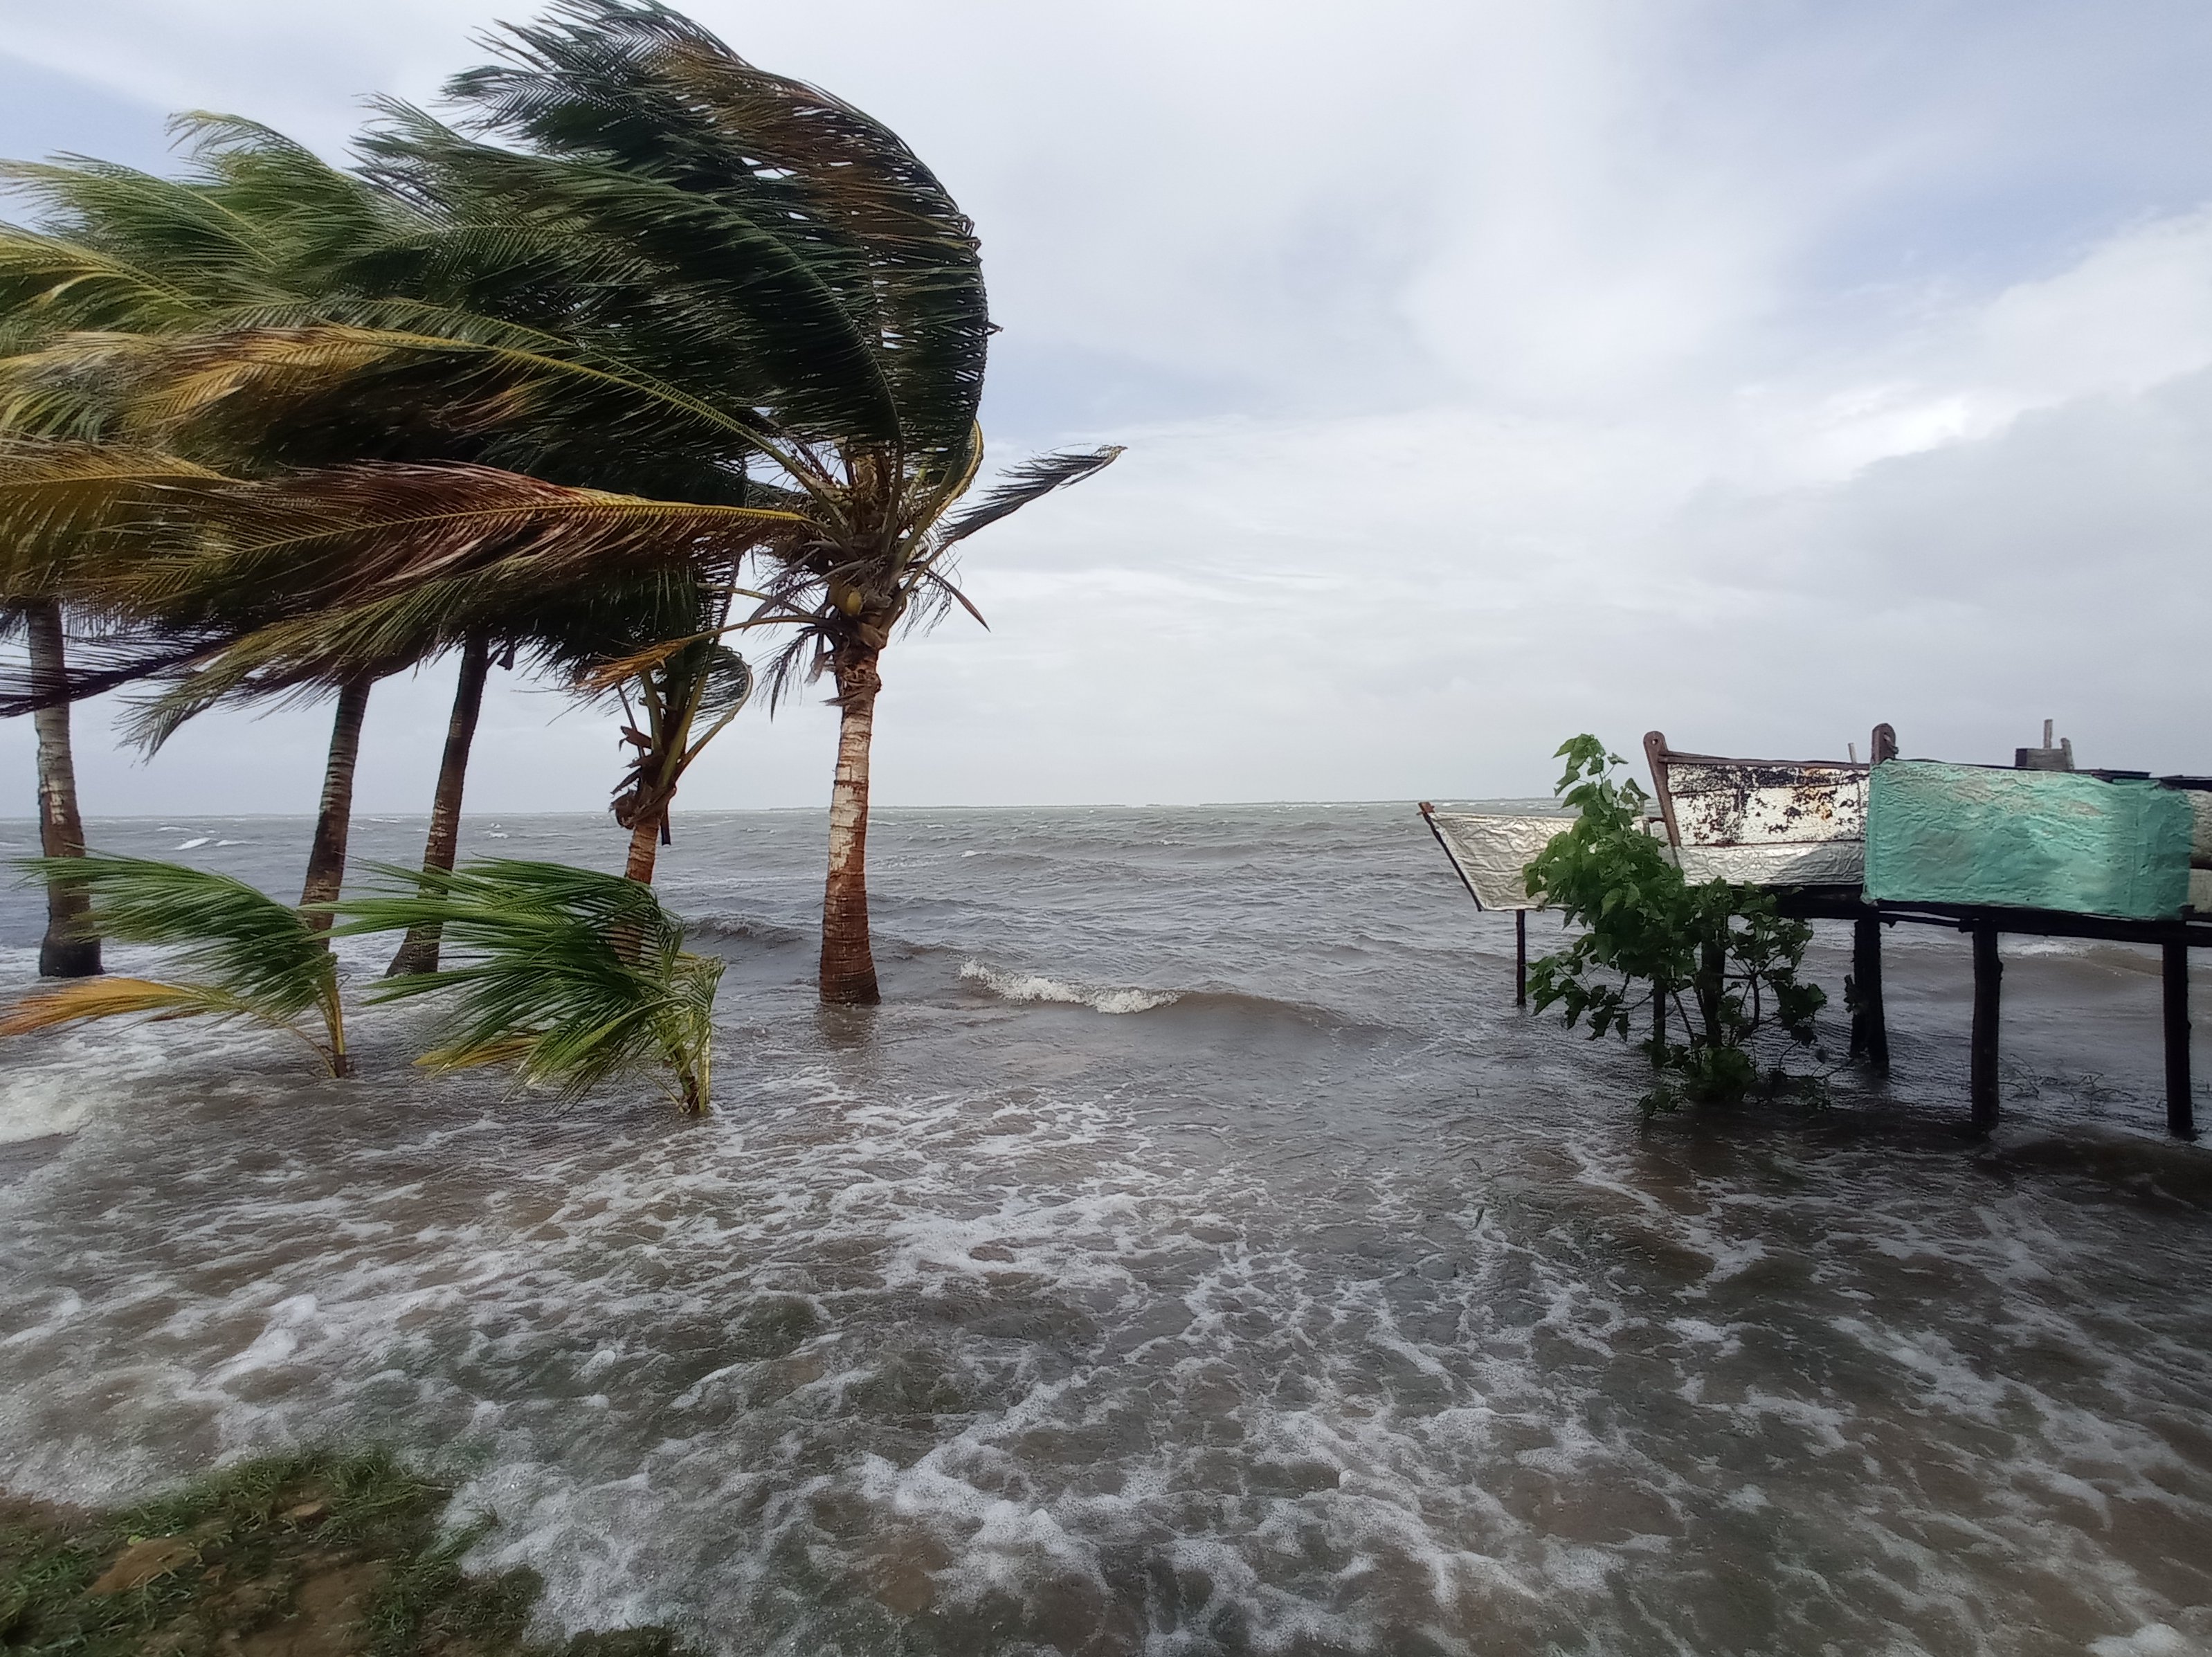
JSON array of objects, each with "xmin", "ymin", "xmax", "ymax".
[
  {"xmin": 373, "ymin": 0, "xmax": 1119, "ymax": 999},
  {"xmin": 332, "ymin": 860, "xmax": 723, "ymax": 1112},
  {"xmin": 0, "ymin": 122, "xmax": 464, "ymax": 942},
  {"xmin": 0, "ymin": 0, "xmax": 1120, "ymax": 1006},
  {"xmin": 0, "ymin": 855, "xmax": 347, "ymax": 1073}
]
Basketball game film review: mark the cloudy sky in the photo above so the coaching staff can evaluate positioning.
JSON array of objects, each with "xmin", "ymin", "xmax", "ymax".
[{"xmin": 3, "ymin": 0, "xmax": 2211, "ymax": 814}]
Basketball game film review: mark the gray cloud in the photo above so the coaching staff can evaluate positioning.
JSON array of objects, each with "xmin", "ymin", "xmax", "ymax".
[{"xmin": 3, "ymin": 0, "xmax": 2211, "ymax": 816}]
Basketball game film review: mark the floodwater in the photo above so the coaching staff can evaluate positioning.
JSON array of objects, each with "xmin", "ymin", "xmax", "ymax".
[{"xmin": 1, "ymin": 805, "xmax": 2209, "ymax": 1656}]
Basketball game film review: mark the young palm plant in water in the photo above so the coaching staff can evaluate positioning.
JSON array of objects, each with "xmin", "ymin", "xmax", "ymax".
[
  {"xmin": 0, "ymin": 856, "xmax": 347, "ymax": 1073},
  {"xmin": 334, "ymin": 861, "xmax": 722, "ymax": 1112}
]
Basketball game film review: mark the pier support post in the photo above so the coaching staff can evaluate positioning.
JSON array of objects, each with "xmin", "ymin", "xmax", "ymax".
[
  {"xmin": 1970, "ymin": 921, "xmax": 2002, "ymax": 1133},
  {"xmin": 2166, "ymin": 939, "xmax": 2195, "ymax": 1141},
  {"xmin": 1515, "ymin": 909, "xmax": 1527, "ymax": 1009},
  {"xmin": 1850, "ymin": 915, "xmax": 1889, "ymax": 1069}
]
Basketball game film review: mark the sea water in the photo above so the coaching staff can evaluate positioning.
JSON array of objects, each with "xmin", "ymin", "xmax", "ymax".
[{"xmin": 1, "ymin": 805, "xmax": 2209, "ymax": 1656}]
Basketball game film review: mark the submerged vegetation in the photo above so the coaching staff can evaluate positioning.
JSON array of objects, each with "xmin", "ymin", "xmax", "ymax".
[
  {"xmin": 0, "ymin": 856, "xmax": 717, "ymax": 1110},
  {"xmin": 0, "ymin": 0, "xmax": 1119, "ymax": 1039},
  {"xmin": 0, "ymin": 855, "xmax": 350, "ymax": 1074},
  {"xmin": 1525, "ymin": 735, "xmax": 1829, "ymax": 1113},
  {"xmin": 0, "ymin": 1448, "xmax": 685, "ymax": 1657},
  {"xmin": 338, "ymin": 861, "xmax": 723, "ymax": 1112}
]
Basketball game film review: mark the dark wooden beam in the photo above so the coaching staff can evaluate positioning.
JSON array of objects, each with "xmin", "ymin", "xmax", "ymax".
[
  {"xmin": 1515, "ymin": 909, "xmax": 1528, "ymax": 1010},
  {"xmin": 2166, "ymin": 941, "xmax": 2195, "ymax": 1141},
  {"xmin": 1850, "ymin": 914, "xmax": 1889, "ymax": 1069},
  {"xmin": 1971, "ymin": 921, "xmax": 2002, "ymax": 1133}
]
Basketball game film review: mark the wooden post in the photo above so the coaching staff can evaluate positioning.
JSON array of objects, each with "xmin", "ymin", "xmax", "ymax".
[
  {"xmin": 1970, "ymin": 920, "xmax": 2002, "ymax": 1132},
  {"xmin": 1850, "ymin": 915, "xmax": 1889, "ymax": 1068},
  {"xmin": 2165, "ymin": 939, "xmax": 2195, "ymax": 1140},
  {"xmin": 1515, "ymin": 909, "xmax": 1527, "ymax": 1008}
]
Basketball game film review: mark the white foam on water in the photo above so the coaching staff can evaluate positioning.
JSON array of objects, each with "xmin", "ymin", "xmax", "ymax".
[
  {"xmin": 2092, "ymin": 1625, "xmax": 2204, "ymax": 1656},
  {"xmin": 959, "ymin": 958, "xmax": 1178, "ymax": 1015},
  {"xmin": 3, "ymin": 806, "xmax": 2212, "ymax": 1655}
]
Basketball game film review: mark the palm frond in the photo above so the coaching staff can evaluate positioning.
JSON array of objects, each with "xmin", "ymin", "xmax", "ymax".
[
  {"xmin": 0, "ymin": 436, "xmax": 228, "ymax": 602},
  {"xmin": 936, "ymin": 446, "xmax": 1125, "ymax": 547},
  {"xmin": 23, "ymin": 855, "xmax": 335, "ymax": 1013},
  {"xmin": 435, "ymin": 0, "xmax": 990, "ymax": 455},
  {"xmin": 1, "ymin": 976, "xmax": 265, "ymax": 1034},
  {"xmin": 331, "ymin": 859, "xmax": 721, "ymax": 1110},
  {"xmin": 8, "ymin": 856, "xmax": 343, "ymax": 1070},
  {"xmin": 114, "ymin": 460, "xmax": 806, "ymax": 622}
]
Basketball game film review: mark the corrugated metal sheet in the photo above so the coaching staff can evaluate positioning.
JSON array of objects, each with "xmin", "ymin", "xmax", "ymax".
[{"xmin": 1865, "ymin": 762, "xmax": 2194, "ymax": 921}]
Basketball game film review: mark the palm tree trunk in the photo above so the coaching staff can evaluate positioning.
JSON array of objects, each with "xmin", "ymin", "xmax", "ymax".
[
  {"xmin": 386, "ymin": 637, "xmax": 490, "ymax": 976},
  {"xmin": 624, "ymin": 807, "xmax": 663, "ymax": 885},
  {"xmin": 26, "ymin": 599, "xmax": 100, "ymax": 979},
  {"xmin": 818, "ymin": 648, "xmax": 881, "ymax": 1005},
  {"xmin": 300, "ymin": 676, "xmax": 373, "ymax": 932}
]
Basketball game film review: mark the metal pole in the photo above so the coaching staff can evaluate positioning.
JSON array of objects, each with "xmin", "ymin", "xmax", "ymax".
[
  {"xmin": 1970, "ymin": 920, "xmax": 2002, "ymax": 1133},
  {"xmin": 2166, "ymin": 939, "xmax": 2195, "ymax": 1141},
  {"xmin": 1515, "ymin": 909, "xmax": 1527, "ymax": 1008}
]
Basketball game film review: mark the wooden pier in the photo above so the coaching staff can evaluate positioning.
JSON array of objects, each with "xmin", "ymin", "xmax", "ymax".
[
  {"xmin": 1424, "ymin": 727, "xmax": 2209, "ymax": 1139},
  {"xmin": 1777, "ymin": 886, "xmax": 2207, "ymax": 1139}
]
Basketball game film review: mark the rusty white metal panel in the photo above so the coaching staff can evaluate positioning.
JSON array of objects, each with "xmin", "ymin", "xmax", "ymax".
[
  {"xmin": 2191, "ymin": 792, "xmax": 2212, "ymax": 867},
  {"xmin": 1665, "ymin": 762, "xmax": 1868, "ymax": 850},
  {"xmin": 2193, "ymin": 867, "xmax": 2212, "ymax": 912}
]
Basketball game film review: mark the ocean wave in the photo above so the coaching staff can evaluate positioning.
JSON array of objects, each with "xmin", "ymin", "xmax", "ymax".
[
  {"xmin": 685, "ymin": 912, "xmax": 807, "ymax": 946},
  {"xmin": 959, "ymin": 959, "xmax": 1178, "ymax": 1015}
]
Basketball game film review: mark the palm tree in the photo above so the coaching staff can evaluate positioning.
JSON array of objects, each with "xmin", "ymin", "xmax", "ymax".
[
  {"xmin": 19, "ymin": 601, "xmax": 97, "ymax": 975},
  {"xmin": 433, "ymin": 0, "xmax": 1124, "ymax": 1001},
  {"xmin": 178, "ymin": 0, "xmax": 1116, "ymax": 998},
  {"xmin": 0, "ymin": 440, "xmax": 232, "ymax": 975},
  {"xmin": 6, "ymin": 1, "xmax": 1121, "ymax": 1007},
  {"xmin": 0, "ymin": 109, "xmax": 797, "ymax": 907},
  {"xmin": 384, "ymin": 633, "xmax": 490, "ymax": 975},
  {"xmin": 1, "ymin": 855, "xmax": 347, "ymax": 1074},
  {"xmin": 0, "ymin": 125, "xmax": 437, "ymax": 939},
  {"xmin": 741, "ymin": 449, "xmax": 1120, "ymax": 1001}
]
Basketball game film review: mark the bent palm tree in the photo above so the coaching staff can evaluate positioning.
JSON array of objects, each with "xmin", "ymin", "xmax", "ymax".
[
  {"xmin": 0, "ymin": 124, "xmax": 434, "ymax": 938},
  {"xmin": 0, "ymin": 440, "xmax": 235, "ymax": 977},
  {"xmin": 5, "ymin": 3, "xmax": 1119, "ymax": 1002},
  {"xmin": 1, "ymin": 855, "xmax": 346, "ymax": 1073},
  {"xmin": 333, "ymin": 859, "xmax": 721, "ymax": 1112},
  {"xmin": 386, "ymin": 633, "xmax": 491, "ymax": 975},
  {"xmin": 438, "ymin": 0, "xmax": 1123, "ymax": 1001}
]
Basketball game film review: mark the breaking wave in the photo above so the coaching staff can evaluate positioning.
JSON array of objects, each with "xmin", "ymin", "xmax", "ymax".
[{"xmin": 959, "ymin": 959, "xmax": 1179, "ymax": 1015}]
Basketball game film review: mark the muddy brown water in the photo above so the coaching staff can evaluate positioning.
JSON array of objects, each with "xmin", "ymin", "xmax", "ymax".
[{"xmin": 1, "ymin": 806, "xmax": 2209, "ymax": 1655}]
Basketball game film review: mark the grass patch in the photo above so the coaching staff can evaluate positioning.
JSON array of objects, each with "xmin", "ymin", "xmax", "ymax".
[{"xmin": 0, "ymin": 1449, "xmax": 682, "ymax": 1657}]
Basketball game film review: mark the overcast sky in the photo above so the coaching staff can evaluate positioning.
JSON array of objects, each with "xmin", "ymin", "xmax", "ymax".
[{"xmin": 4, "ymin": 0, "xmax": 2211, "ymax": 815}]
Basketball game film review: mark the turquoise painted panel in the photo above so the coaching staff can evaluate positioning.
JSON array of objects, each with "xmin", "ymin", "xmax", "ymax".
[{"xmin": 1865, "ymin": 762, "xmax": 2193, "ymax": 920}]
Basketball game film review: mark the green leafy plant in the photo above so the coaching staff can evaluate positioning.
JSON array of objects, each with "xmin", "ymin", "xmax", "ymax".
[
  {"xmin": 0, "ymin": 855, "xmax": 347, "ymax": 1073},
  {"xmin": 1523, "ymin": 735, "xmax": 1828, "ymax": 1113},
  {"xmin": 332, "ymin": 860, "xmax": 723, "ymax": 1112}
]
